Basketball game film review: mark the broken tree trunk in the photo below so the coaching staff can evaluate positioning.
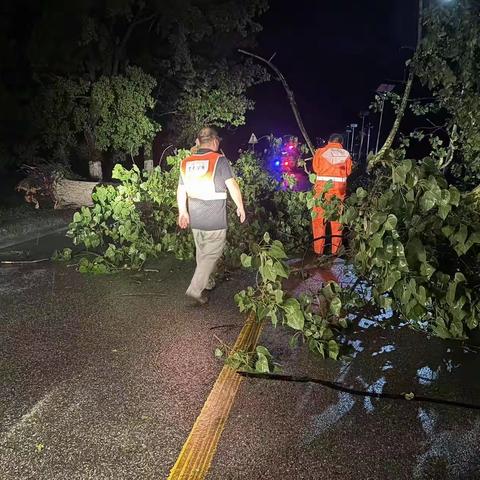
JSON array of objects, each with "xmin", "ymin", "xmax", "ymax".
[
  {"xmin": 53, "ymin": 178, "xmax": 99, "ymax": 209},
  {"xmin": 239, "ymin": 49, "xmax": 316, "ymax": 156}
]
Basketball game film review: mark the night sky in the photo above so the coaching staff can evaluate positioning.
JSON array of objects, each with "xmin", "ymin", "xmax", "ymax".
[{"xmin": 229, "ymin": 0, "xmax": 419, "ymax": 152}]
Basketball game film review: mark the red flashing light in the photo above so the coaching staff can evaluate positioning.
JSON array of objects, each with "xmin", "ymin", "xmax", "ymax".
[{"xmin": 284, "ymin": 162, "xmax": 289, "ymax": 166}]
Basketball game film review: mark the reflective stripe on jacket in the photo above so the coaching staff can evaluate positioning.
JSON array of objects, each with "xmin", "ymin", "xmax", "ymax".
[
  {"xmin": 180, "ymin": 151, "xmax": 227, "ymax": 201},
  {"xmin": 313, "ymin": 142, "xmax": 352, "ymax": 182}
]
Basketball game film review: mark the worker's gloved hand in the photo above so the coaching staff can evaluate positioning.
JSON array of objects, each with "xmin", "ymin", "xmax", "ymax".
[
  {"xmin": 178, "ymin": 212, "xmax": 190, "ymax": 229},
  {"xmin": 237, "ymin": 207, "xmax": 246, "ymax": 224}
]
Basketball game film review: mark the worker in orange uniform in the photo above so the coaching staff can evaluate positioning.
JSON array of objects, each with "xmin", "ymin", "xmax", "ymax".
[{"xmin": 312, "ymin": 133, "xmax": 352, "ymax": 255}]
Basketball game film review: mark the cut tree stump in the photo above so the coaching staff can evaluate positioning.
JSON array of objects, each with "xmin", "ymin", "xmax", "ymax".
[{"xmin": 53, "ymin": 178, "xmax": 99, "ymax": 209}]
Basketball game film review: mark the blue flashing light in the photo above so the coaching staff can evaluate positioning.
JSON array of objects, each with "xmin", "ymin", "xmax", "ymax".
[{"xmin": 274, "ymin": 160, "xmax": 280, "ymax": 167}]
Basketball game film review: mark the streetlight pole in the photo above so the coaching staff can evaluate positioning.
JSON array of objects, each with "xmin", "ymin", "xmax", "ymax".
[
  {"xmin": 358, "ymin": 111, "xmax": 369, "ymax": 163},
  {"xmin": 346, "ymin": 128, "xmax": 352, "ymax": 151},
  {"xmin": 350, "ymin": 123, "xmax": 358, "ymax": 154}
]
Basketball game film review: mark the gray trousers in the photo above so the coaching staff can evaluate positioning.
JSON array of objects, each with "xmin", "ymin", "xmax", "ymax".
[{"xmin": 186, "ymin": 229, "xmax": 227, "ymax": 298}]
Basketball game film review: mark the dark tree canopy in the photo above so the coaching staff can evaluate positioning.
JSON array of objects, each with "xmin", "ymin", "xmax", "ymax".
[{"xmin": 0, "ymin": 0, "xmax": 269, "ymax": 172}]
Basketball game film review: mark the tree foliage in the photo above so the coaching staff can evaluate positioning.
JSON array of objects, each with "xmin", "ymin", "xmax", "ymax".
[
  {"xmin": 92, "ymin": 66, "xmax": 159, "ymax": 155},
  {"xmin": 337, "ymin": 4, "xmax": 480, "ymax": 341},
  {"xmin": 339, "ymin": 153, "xmax": 480, "ymax": 340},
  {"xmin": 172, "ymin": 59, "xmax": 269, "ymax": 144},
  {"xmin": 234, "ymin": 233, "xmax": 351, "ymax": 369},
  {"xmin": 412, "ymin": 2, "xmax": 480, "ymax": 186},
  {"xmin": 60, "ymin": 150, "xmax": 313, "ymax": 272},
  {"xmin": 34, "ymin": 66, "xmax": 159, "ymax": 162},
  {"xmin": 0, "ymin": 0, "xmax": 270, "ymax": 170},
  {"xmin": 63, "ymin": 150, "xmax": 194, "ymax": 273}
]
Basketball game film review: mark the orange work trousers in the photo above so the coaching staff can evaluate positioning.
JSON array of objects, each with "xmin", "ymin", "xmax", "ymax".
[{"xmin": 312, "ymin": 180, "xmax": 346, "ymax": 255}]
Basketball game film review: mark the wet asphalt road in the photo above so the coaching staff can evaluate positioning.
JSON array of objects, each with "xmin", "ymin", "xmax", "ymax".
[{"xmin": 1, "ymin": 234, "xmax": 480, "ymax": 479}]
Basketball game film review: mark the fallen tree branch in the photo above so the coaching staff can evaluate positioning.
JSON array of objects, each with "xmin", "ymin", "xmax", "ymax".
[
  {"xmin": 239, "ymin": 49, "xmax": 315, "ymax": 156},
  {"xmin": 369, "ymin": 71, "xmax": 414, "ymax": 170},
  {"xmin": 0, "ymin": 258, "xmax": 50, "ymax": 265}
]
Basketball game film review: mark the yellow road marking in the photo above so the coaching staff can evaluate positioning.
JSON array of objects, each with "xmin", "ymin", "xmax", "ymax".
[{"xmin": 167, "ymin": 313, "xmax": 263, "ymax": 479}]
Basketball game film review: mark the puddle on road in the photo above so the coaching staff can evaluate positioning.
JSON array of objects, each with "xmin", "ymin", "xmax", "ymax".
[
  {"xmin": 279, "ymin": 260, "xmax": 480, "ymax": 476},
  {"xmin": 283, "ymin": 260, "xmax": 479, "ymax": 397}
]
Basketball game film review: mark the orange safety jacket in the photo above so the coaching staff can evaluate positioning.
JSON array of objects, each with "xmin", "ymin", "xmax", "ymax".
[
  {"xmin": 180, "ymin": 151, "xmax": 227, "ymax": 201},
  {"xmin": 312, "ymin": 142, "xmax": 352, "ymax": 184}
]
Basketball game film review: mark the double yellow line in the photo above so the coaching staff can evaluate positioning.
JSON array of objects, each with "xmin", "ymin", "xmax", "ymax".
[{"xmin": 167, "ymin": 313, "xmax": 263, "ymax": 479}]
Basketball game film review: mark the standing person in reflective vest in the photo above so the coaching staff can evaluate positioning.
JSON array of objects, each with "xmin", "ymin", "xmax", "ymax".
[
  {"xmin": 312, "ymin": 133, "xmax": 352, "ymax": 255},
  {"xmin": 177, "ymin": 127, "xmax": 246, "ymax": 304}
]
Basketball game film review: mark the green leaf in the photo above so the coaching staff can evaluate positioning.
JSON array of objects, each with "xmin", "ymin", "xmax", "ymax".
[
  {"xmin": 273, "ymin": 261, "xmax": 289, "ymax": 279},
  {"xmin": 289, "ymin": 335, "xmax": 299, "ymax": 348},
  {"xmin": 214, "ymin": 348, "xmax": 224, "ymax": 358},
  {"xmin": 255, "ymin": 353, "xmax": 270, "ymax": 373},
  {"xmin": 438, "ymin": 204, "xmax": 451, "ymax": 220},
  {"xmin": 433, "ymin": 322, "xmax": 451, "ymax": 339},
  {"xmin": 369, "ymin": 213, "xmax": 388, "ymax": 234},
  {"xmin": 446, "ymin": 279, "xmax": 457, "ymax": 306},
  {"xmin": 269, "ymin": 240, "xmax": 288, "ymax": 259},
  {"xmin": 263, "ymin": 232, "xmax": 271, "ymax": 243},
  {"xmin": 453, "ymin": 224, "xmax": 468, "ymax": 248},
  {"xmin": 356, "ymin": 187, "xmax": 368, "ymax": 199},
  {"xmin": 420, "ymin": 262, "xmax": 436, "ymax": 280},
  {"xmin": 330, "ymin": 297, "xmax": 342, "ymax": 316},
  {"xmin": 328, "ymin": 340, "xmax": 340, "ymax": 360},
  {"xmin": 259, "ymin": 263, "xmax": 277, "ymax": 283},
  {"xmin": 378, "ymin": 295, "xmax": 393, "ymax": 310},
  {"xmin": 382, "ymin": 270, "xmax": 402, "ymax": 292},
  {"xmin": 257, "ymin": 305, "xmax": 270, "ymax": 321},
  {"xmin": 274, "ymin": 289, "xmax": 284, "ymax": 304},
  {"xmin": 240, "ymin": 253, "xmax": 252, "ymax": 268},
  {"xmin": 449, "ymin": 187, "xmax": 460, "ymax": 206},
  {"xmin": 370, "ymin": 233, "xmax": 384, "ymax": 249},
  {"xmin": 420, "ymin": 191, "xmax": 436, "ymax": 212},
  {"xmin": 384, "ymin": 214, "xmax": 398, "ymax": 231},
  {"xmin": 283, "ymin": 298, "xmax": 304, "ymax": 330},
  {"xmin": 393, "ymin": 164, "xmax": 407, "ymax": 184},
  {"xmin": 256, "ymin": 345, "xmax": 272, "ymax": 358}
]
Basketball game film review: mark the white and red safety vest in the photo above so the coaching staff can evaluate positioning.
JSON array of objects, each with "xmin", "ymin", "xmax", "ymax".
[
  {"xmin": 180, "ymin": 151, "xmax": 227, "ymax": 201},
  {"xmin": 313, "ymin": 142, "xmax": 352, "ymax": 183}
]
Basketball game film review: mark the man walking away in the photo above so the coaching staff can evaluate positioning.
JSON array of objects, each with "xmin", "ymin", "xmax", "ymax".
[
  {"xmin": 177, "ymin": 127, "xmax": 246, "ymax": 304},
  {"xmin": 312, "ymin": 133, "xmax": 352, "ymax": 255}
]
